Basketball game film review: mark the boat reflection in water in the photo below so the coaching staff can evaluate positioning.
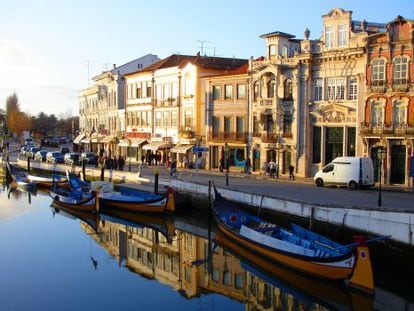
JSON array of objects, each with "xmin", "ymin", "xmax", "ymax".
[{"xmin": 59, "ymin": 208, "xmax": 374, "ymax": 310}]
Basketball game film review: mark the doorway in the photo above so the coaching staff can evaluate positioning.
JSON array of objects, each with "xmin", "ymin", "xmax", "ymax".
[{"xmin": 390, "ymin": 144, "xmax": 406, "ymax": 184}]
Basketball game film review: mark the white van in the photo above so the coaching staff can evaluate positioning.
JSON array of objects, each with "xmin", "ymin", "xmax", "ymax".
[{"xmin": 314, "ymin": 157, "xmax": 375, "ymax": 190}]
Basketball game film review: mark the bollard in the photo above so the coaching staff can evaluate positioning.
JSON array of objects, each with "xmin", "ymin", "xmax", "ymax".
[
  {"xmin": 82, "ymin": 159, "xmax": 86, "ymax": 181},
  {"xmin": 27, "ymin": 157, "xmax": 31, "ymax": 172},
  {"xmin": 154, "ymin": 173, "xmax": 159, "ymax": 194}
]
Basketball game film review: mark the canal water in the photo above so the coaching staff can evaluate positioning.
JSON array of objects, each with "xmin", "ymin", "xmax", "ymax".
[{"xmin": 0, "ymin": 183, "xmax": 413, "ymax": 310}]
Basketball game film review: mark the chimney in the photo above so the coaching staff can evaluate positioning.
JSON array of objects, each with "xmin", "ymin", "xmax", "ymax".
[{"xmin": 113, "ymin": 64, "xmax": 116, "ymax": 69}]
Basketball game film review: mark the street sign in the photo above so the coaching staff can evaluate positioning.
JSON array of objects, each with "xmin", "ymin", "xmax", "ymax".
[{"xmin": 193, "ymin": 147, "xmax": 209, "ymax": 152}]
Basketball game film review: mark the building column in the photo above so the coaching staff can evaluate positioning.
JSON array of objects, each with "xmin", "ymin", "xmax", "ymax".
[
  {"xmin": 320, "ymin": 126, "xmax": 325, "ymax": 165},
  {"xmin": 343, "ymin": 126, "xmax": 348, "ymax": 156}
]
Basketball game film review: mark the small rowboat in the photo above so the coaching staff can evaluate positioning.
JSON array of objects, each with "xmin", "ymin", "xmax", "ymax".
[
  {"xmin": 212, "ymin": 185, "xmax": 375, "ymax": 292},
  {"xmin": 50, "ymin": 186, "xmax": 97, "ymax": 212},
  {"xmin": 98, "ymin": 186, "xmax": 175, "ymax": 213}
]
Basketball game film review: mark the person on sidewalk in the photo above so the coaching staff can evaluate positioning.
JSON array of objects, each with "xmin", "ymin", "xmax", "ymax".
[
  {"xmin": 289, "ymin": 164, "xmax": 295, "ymax": 180},
  {"xmin": 219, "ymin": 158, "xmax": 224, "ymax": 172},
  {"xmin": 170, "ymin": 159, "xmax": 177, "ymax": 178},
  {"xmin": 268, "ymin": 159, "xmax": 276, "ymax": 179},
  {"xmin": 245, "ymin": 157, "xmax": 251, "ymax": 175}
]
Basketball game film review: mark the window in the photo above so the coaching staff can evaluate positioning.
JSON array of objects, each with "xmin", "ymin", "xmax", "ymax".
[
  {"xmin": 322, "ymin": 164, "xmax": 334, "ymax": 173},
  {"xmin": 127, "ymin": 84, "xmax": 132, "ymax": 99},
  {"xmin": 213, "ymin": 85, "xmax": 221, "ymax": 100},
  {"xmin": 253, "ymin": 116, "xmax": 259, "ymax": 133},
  {"xmin": 267, "ymin": 79, "xmax": 275, "ymax": 98},
  {"xmin": 224, "ymin": 116, "xmax": 232, "ymax": 133},
  {"xmin": 163, "ymin": 83, "xmax": 170, "ymax": 100},
  {"xmin": 347, "ymin": 127, "xmax": 356, "ymax": 156},
  {"xmin": 171, "ymin": 111, "xmax": 178, "ymax": 127},
  {"xmin": 223, "ymin": 270, "xmax": 231, "ymax": 286},
  {"xmin": 155, "ymin": 112, "xmax": 162, "ymax": 127},
  {"xmin": 284, "ymin": 79, "xmax": 292, "ymax": 99},
  {"xmin": 235, "ymin": 274, "xmax": 243, "ymax": 289},
  {"xmin": 253, "ymin": 81, "xmax": 259, "ymax": 101},
  {"xmin": 237, "ymin": 84, "xmax": 246, "ymax": 99},
  {"xmin": 236, "ymin": 116, "xmax": 244, "ymax": 134},
  {"xmin": 338, "ymin": 24, "xmax": 348, "ymax": 47},
  {"xmin": 224, "ymin": 84, "xmax": 233, "ymax": 100},
  {"xmin": 325, "ymin": 127, "xmax": 343, "ymax": 164},
  {"xmin": 184, "ymin": 73, "xmax": 193, "ymax": 96},
  {"xmin": 393, "ymin": 56, "xmax": 408, "ymax": 84},
  {"xmin": 283, "ymin": 114, "xmax": 292, "ymax": 135},
  {"xmin": 327, "ymin": 78, "xmax": 345, "ymax": 100},
  {"xmin": 146, "ymin": 85, "xmax": 152, "ymax": 98},
  {"xmin": 172, "ymin": 82, "xmax": 178, "ymax": 100},
  {"xmin": 136, "ymin": 84, "xmax": 142, "ymax": 98},
  {"xmin": 349, "ymin": 77, "xmax": 358, "ymax": 100},
  {"xmin": 269, "ymin": 44, "xmax": 276, "ymax": 56},
  {"xmin": 371, "ymin": 102, "xmax": 384, "ymax": 126},
  {"xmin": 184, "ymin": 109, "xmax": 193, "ymax": 128},
  {"xmin": 371, "ymin": 59, "xmax": 386, "ymax": 85},
  {"xmin": 156, "ymin": 84, "xmax": 162, "ymax": 104},
  {"xmin": 280, "ymin": 45, "xmax": 288, "ymax": 58},
  {"xmin": 314, "ymin": 78, "xmax": 323, "ymax": 101},
  {"xmin": 325, "ymin": 25, "xmax": 334, "ymax": 48},
  {"xmin": 393, "ymin": 101, "xmax": 406, "ymax": 125},
  {"xmin": 163, "ymin": 111, "xmax": 170, "ymax": 127}
]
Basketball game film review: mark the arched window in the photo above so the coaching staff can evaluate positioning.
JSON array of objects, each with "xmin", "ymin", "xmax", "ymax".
[
  {"xmin": 393, "ymin": 100, "xmax": 407, "ymax": 126},
  {"xmin": 371, "ymin": 101, "xmax": 384, "ymax": 126},
  {"xmin": 253, "ymin": 81, "xmax": 259, "ymax": 101},
  {"xmin": 371, "ymin": 58, "xmax": 386, "ymax": 86},
  {"xmin": 393, "ymin": 56, "xmax": 408, "ymax": 84},
  {"xmin": 283, "ymin": 79, "xmax": 292, "ymax": 100},
  {"xmin": 267, "ymin": 79, "xmax": 275, "ymax": 98}
]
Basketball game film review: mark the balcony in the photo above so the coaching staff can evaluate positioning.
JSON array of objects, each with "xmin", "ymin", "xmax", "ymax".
[
  {"xmin": 393, "ymin": 79, "xmax": 409, "ymax": 92},
  {"xmin": 253, "ymin": 98, "xmax": 274, "ymax": 109},
  {"xmin": 359, "ymin": 122, "xmax": 414, "ymax": 136},
  {"xmin": 179, "ymin": 127, "xmax": 195, "ymax": 139},
  {"xmin": 208, "ymin": 131, "xmax": 248, "ymax": 143},
  {"xmin": 154, "ymin": 97, "xmax": 179, "ymax": 107},
  {"xmin": 369, "ymin": 81, "xmax": 386, "ymax": 93},
  {"xmin": 261, "ymin": 133, "xmax": 279, "ymax": 143}
]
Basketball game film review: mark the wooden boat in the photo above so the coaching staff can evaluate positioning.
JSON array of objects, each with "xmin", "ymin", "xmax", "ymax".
[
  {"xmin": 50, "ymin": 185, "xmax": 97, "ymax": 212},
  {"xmin": 215, "ymin": 227, "xmax": 374, "ymax": 310},
  {"xmin": 6, "ymin": 162, "xmax": 37, "ymax": 189},
  {"xmin": 212, "ymin": 186, "xmax": 375, "ymax": 291},
  {"xmin": 51, "ymin": 202, "xmax": 100, "ymax": 233},
  {"xmin": 99, "ymin": 208, "xmax": 175, "ymax": 243},
  {"xmin": 27, "ymin": 174, "xmax": 67, "ymax": 188},
  {"xmin": 97, "ymin": 185, "xmax": 175, "ymax": 214}
]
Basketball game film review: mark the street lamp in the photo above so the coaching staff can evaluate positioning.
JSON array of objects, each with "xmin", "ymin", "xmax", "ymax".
[
  {"xmin": 276, "ymin": 141, "xmax": 281, "ymax": 179},
  {"xmin": 128, "ymin": 139, "xmax": 131, "ymax": 172},
  {"xmin": 377, "ymin": 147, "xmax": 386, "ymax": 207},
  {"xmin": 224, "ymin": 142, "xmax": 229, "ymax": 186}
]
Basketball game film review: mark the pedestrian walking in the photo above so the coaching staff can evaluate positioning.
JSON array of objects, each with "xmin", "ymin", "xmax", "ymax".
[
  {"xmin": 118, "ymin": 155, "xmax": 124, "ymax": 171},
  {"xmin": 268, "ymin": 159, "xmax": 276, "ymax": 179},
  {"xmin": 183, "ymin": 156, "xmax": 188, "ymax": 169},
  {"xmin": 141, "ymin": 154, "xmax": 145, "ymax": 165},
  {"xmin": 245, "ymin": 157, "xmax": 251, "ymax": 174},
  {"xmin": 219, "ymin": 158, "xmax": 224, "ymax": 172},
  {"xmin": 289, "ymin": 164, "xmax": 295, "ymax": 180},
  {"xmin": 170, "ymin": 159, "xmax": 177, "ymax": 178}
]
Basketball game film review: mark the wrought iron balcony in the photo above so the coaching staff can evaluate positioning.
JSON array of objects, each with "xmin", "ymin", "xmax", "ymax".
[
  {"xmin": 369, "ymin": 80, "xmax": 386, "ymax": 93},
  {"xmin": 359, "ymin": 122, "xmax": 414, "ymax": 136},
  {"xmin": 393, "ymin": 79, "xmax": 409, "ymax": 92},
  {"xmin": 261, "ymin": 133, "xmax": 279, "ymax": 143}
]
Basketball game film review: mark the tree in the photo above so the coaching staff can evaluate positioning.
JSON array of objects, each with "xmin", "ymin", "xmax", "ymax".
[
  {"xmin": 8, "ymin": 110, "xmax": 31, "ymax": 136},
  {"xmin": 5, "ymin": 93, "xmax": 20, "ymax": 127}
]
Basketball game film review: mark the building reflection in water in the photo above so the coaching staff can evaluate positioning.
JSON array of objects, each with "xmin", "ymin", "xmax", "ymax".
[{"xmin": 79, "ymin": 213, "xmax": 366, "ymax": 311}]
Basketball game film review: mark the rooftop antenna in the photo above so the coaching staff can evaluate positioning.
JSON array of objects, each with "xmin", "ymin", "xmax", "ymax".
[
  {"xmin": 197, "ymin": 40, "xmax": 211, "ymax": 56},
  {"xmin": 85, "ymin": 60, "xmax": 92, "ymax": 86}
]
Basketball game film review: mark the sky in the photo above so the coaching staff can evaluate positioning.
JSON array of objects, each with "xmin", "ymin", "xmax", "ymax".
[{"xmin": 0, "ymin": 0, "xmax": 412, "ymax": 117}]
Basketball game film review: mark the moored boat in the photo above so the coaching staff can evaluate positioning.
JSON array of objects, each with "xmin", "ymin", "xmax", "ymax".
[
  {"xmin": 50, "ymin": 185, "xmax": 97, "ymax": 212},
  {"xmin": 27, "ymin": 174, "xmax": 67, "ymax": 188},
  {"xmin": 97, "ymin": 186, "xmax": 175, "ymax": 213},
  {"xmin": 212, "ymin": 185, "xmax": 375, "ymax": 292},
  {"xmin": 6, "ymin": 162, "xmax": 37, "ymax": 189}
]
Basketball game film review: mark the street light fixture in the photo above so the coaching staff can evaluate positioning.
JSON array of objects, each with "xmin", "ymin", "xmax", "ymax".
[
  {"xmin": 275, "ymin": 141, "xmax": 282, "ymax": 179},
  {"xmin": 224, "ymin": 142, "xmax": 229, "ymax": 186},
  {"xmin": 128, "ymin": 139, "xmax": 132, "ymax": 172},
  {"xmin": 377, "ymin": 147, "xmax": 386, "ymax": 207}
]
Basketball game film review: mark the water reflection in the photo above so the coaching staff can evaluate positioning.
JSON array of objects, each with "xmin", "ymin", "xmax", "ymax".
[{"xmin": 72, "ymin": 210, "xmax": 373, "ymax": 310}]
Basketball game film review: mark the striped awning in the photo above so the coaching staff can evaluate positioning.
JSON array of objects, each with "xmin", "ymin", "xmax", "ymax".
[
  {"xmin": 73, "ymin": 133, "xmax": 86, "ymax": 144},
  {"xmin": 118, "ymin": 138, "xmax": 147, "ymax": 147},
  {"xmin": 170, "ymin": 144, "xmax": 193, "ymax": 154},
  {"xmin": 80, "ymin": 137, "xmax": 90, "ymax": 144}
]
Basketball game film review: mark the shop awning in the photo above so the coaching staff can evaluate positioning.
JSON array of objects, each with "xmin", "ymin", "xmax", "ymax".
[
  {"xmin": 142, "ymin": 142, "xmax": 171, "ymax": 151},
  {"xmin": 100, "ymin": 135, "xmax": 117, "ymax": 144},
  {"xmin": 81, "ymin": 137, "xmax": 90, "ymax": 144},
  {"xmin": 170, "ymin": 144, "xmax": 193, "ymax": 154},
  {"xmin": 118, "ymin": 138, "xmax": 147, "ymax": 147},
  {"xmin": 73, "ymin": 133, "xmax": 86, "ymax": 144}
]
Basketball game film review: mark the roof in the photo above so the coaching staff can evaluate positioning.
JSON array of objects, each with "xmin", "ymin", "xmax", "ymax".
[
  {"xmin": 125, "ymin": 53, "xmax": 248, "ymax": 76},
  {"xmin": 205, "ymin": 63, "xmax": 249, "ymax": 78},
  {"xmin": 260, "ymin": 31, "xmax": 296, "ymax": 39}
]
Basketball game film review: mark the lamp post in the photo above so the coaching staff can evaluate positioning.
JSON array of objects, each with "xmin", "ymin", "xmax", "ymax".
[
  {"xmin": 224, "ymin": 142, "xmax": 229, "ymax": 186},
  {"xmin": 128, "ymin": 139, "xmax": 131, "ymax": 172},
  {"xmin": 276, "ymin": 141, "xmax": 281, "ymax": 179},
  {"xmin": 377, "ymin": 147, "xmax": 386, "ymax": 207}
]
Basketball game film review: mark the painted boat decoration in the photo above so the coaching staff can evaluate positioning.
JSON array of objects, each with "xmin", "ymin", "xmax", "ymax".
[
  {"xmin": 212, "ymin": 185, "xmax": 376, "ymax": 292},
  {"xmin": 50, "ymin": 185, "xmax": 97, "ymax": 212},
  {"xmin": 97, "ymin": 186, "xmax": 175, "ymax": 214},
  {"xmin": 6, "ymin": 162, "xmax": 37, "ymax": 189}
]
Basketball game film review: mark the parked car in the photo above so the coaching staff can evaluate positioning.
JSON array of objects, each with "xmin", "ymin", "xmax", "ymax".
[
  {"xmin": 34, "ymin": 150, "xmax": 48, "ymax": 162},
  {"xmin": 81, "ymin": 152, "xmax": 97, "ymax": 164},
  {"xmin": 314, "ymin": 156, "xmax": 375, "ymax": 190},
  {"xmin": 46, "ymin": 151, "xmax": 65, "ymax": 164},
  {"xmin": 26, "ymin": 147, "xmax": 41, "ymax": 159},
  {"xmin": 64, "ymin": 152, "xmax": 81, "ymax": 166},
  {"xmin": 61, "ymin": 147, "xmax": 70, "ymax": 154}
]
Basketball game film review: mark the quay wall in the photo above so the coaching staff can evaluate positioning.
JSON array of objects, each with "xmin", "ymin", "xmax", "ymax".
[{"xmin": 18, "ymin": 159, "xmax": 414, "ymax": 246}]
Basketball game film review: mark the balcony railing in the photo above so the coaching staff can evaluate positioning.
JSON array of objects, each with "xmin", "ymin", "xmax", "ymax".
[
  {"xmin": 370, "ymin": 80, "xmax": 386, "ymax": 93},
  {"xmin": 208, "ymin": 131, "xmax": 248, "ymax": 142},
  {"xmin": 359, "ymin": 122, "xmax": 414, "ymax": 135},
  {"xmin": 393, "ymin": 79, "xmax": 409, "ymax": 92},
  {"xmin": 261, "ymin": 133, "xmax": 279, "ymax": 143}
]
